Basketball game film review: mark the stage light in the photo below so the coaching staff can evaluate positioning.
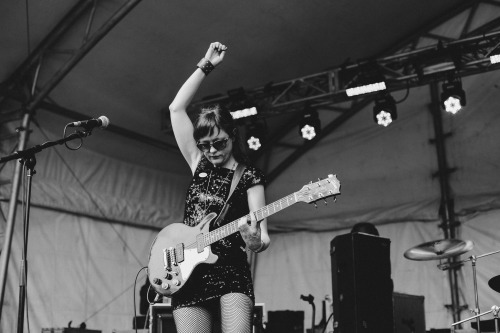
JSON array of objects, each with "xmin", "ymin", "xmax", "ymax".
[
  {"xmin": 299, "ymin": 109, "xmax": 320, "ymax": 140},
  {"xmin": 373, "ymin": 94, "xmax": 397, "ymax": 127},
  {"xmin": 245, "ymin": 119, "xmax": 267, "ymax": 151},
  {"xmin": 346, "ymin": 81, "xmax": 386, "ymax": 97},
  {"xmin": 247, "ymin": 136, "xmax": 262, "ymax": 151},
  {"xmin": 441, "ymin": 80, "xmax": 466, "ymax": 114},
  {"xmin": 231, "ymin": 107, "xmax": 258, "ymax": 120},
  {"xmin": 342, "ymin": 61, "xmax": 386, "ymax": 97},
  {"xmin": 490, "ymin": 54, "xmax": 500, "ymax": 64},
  {"xmin": 227, "ymin": 87, "xmax": 258, "ymax": 120}
]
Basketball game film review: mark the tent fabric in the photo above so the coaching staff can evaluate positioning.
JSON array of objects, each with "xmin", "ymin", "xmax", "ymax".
[
  {"xmin": 0, "ymin": 127, "xmax": 191, "ymax": 230},
  {"xmin": 1, "ymin": 70, "xmax": 499, "ymax": 333},
  {"xmin": 2, "ymin": 201, "xmax": 499, "ymax": 333},
  {"xmin": 263, "ymin": 72, "xmax": 500, "ymax": 231}
]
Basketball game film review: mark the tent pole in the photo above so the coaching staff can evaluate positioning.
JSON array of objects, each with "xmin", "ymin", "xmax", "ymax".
[
  {"xmin": 0, "ymin": 0, "xmax": 144, "ymax": 323},
  {"xmin": 0, "ymin": 112, "xmax": 32, "ymax": 322},
  {"xmin": 429, "ymin": 82, "xmax": 463, "ymax": 325}
]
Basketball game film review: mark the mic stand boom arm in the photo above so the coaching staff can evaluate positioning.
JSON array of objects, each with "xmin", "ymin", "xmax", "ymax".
[
  {"xmin": 0, "ymin": 130, "xmax": 91, "ymax": 163},
  {"xmin": 0, "ymin": 129, "xmax": 92, "ymax": 333}
]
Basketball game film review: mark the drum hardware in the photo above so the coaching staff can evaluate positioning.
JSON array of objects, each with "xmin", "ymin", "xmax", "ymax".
[
  {"xmin": 488, "ymin": 275, "xmax": 500, "ymax": 293},
  {"xmin": 403, "ymin": 239, "xmax": 474, "ymax": 261},
  {"xmin": 451, "ymin": 305, "xmax": 499, "ymax": 333},
  {"xmin": 405, "ymin": 239, "xmax": 500, "ymax": 333}
]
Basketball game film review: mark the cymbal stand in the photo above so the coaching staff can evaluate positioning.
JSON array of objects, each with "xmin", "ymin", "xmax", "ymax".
[
  {"xmin": 450, "ymin": 305, "xmax": 499, "ymax": 333},
  {"xmin": 439, "ymin": 249, "xmax": 500, "ymax": 333}
]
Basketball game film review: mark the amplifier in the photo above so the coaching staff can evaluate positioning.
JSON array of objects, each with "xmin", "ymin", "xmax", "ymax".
[{"xmin": 393, "ymin": 292, "xmax": 425, "ymax": 333}]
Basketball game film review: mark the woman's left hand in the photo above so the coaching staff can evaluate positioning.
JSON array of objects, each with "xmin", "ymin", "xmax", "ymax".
[
  {"xmin": 204, "ymin": 42, "xmax": 227, "ymax": 67},
  {"xmin": 238, "ymin": 214, "xmax": 263, "ymax": 252}
]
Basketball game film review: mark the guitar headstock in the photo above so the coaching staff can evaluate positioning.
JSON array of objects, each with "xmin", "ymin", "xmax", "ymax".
[{"xmin": 296, "ymin": 174, "xmax": 341, "ymax": 204}]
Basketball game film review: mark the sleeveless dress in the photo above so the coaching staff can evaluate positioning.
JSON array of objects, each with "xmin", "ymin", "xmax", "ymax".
[{"xmin": 171, "ymin": 156, "xmax": 266, "ymax": 309}]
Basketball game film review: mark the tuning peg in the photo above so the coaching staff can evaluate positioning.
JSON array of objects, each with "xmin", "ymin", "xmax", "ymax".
[
  {"xmin": 323, "ymin": 199, "xmax": 328, "ymax": 205},
  {"xmin": 313, "ymin": 202, "xmax": 318, "ymax": 208},
  {"xmin": 334, "ymin": 196, "xmax": 337, "ymax": 203}
]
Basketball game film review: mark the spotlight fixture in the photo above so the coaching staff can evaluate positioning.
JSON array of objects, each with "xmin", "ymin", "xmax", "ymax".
[
  {"xmin": 490, "ymin": 54, "xmax": 500, "ymax": 64},
  {"xmin": 343, "ymin": 62, "xmax": 386, "ymax": 97},
  {"xmin": 441, "ymin": 80, "xmax": 466, "ymax": 114},
  {"xmin": 346, "ymin": 81, "xmax": 386, "ymax": 97},
  {"xmin": 373, "ymin": 93, "xmax": 397, "ymax": 127},
  {"xmin": 245, "ymin": 119, "xmax": 267, "ymax": 151},
  {"xmin": 230, "ymin": 107, "xmax": 258, "ymax": 120},
  {"xmin": 299, "ymin": 109, "xmax": 321, "ymax": 140},
  {"xmin": 227, "ymin": 87, "xmax": 258, "ymax": 120}
]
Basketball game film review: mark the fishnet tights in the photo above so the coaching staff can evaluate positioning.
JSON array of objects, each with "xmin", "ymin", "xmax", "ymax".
[{"xmin": 172, "ymin": 293, "xmax": 253, "ymax": 333}]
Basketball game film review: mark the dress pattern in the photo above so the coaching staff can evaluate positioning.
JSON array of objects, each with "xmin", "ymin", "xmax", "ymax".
[{"xmin": 171, "ymin": 156, "xmax": 265, "ymax": 309}]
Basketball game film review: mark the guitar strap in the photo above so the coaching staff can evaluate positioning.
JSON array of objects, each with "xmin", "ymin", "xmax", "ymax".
[{"xmin": 215, "ymin": 162, "xmax": 246, "ymax": 225}]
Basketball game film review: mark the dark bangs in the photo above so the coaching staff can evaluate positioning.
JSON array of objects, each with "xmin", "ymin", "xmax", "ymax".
[{"xmin": 193, "ymin": 105, "xmax": 235, "ymax": 142}]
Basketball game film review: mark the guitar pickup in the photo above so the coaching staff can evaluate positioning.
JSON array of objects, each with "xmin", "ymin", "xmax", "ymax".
[
  {"xmin": 175, "ymin": 243, "xmax": 184, "ymax": 263},
  {"xmin": 196, "ymin": 233, "xmax": 205, "ymax": 253},
  {"xmin": 163, "ymin": 248, "xmax": 171, "ymax": 271}
]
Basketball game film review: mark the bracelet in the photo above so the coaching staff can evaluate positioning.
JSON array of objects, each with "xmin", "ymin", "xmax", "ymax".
[
  {"xmin": 252, "ymin": 240, "xmax": 265, "ymax": 253},
  {"xmin": 197, "ymin": 58, "xmax": 215, "ymax": 75}
]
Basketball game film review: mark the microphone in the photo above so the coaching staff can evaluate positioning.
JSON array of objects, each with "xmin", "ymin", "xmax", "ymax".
[
  {"xmin": 300, "ymin": 294, "xmax": 314, "ymax": 303},
  {"xmin": 68, "ymin": 116, "xmax": 110, "ymax": 130}
]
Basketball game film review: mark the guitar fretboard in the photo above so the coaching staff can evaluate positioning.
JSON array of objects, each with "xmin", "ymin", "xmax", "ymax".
[{"xmin": 202, "ymin": 192, "xmax": 298, "ymax": 246}]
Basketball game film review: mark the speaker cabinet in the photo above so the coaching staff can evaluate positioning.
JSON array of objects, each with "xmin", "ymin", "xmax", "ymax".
[{"xmin": 330, "ymin": 232, "xmax": 393, "ymax": 333}]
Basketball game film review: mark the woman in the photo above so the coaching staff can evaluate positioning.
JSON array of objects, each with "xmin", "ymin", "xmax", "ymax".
[{"xmin": 168, "ymin": 41, "xmax": 270, "ymax": 333}]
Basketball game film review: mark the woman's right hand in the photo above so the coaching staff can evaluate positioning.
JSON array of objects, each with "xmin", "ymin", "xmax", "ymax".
[{"xmin": 204, "ymin": 42, "xmax": 227, "ymax": 67}]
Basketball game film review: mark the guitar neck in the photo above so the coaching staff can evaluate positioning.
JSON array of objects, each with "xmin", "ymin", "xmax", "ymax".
[{"xmin": 203, "ymin": 192, "xmax": 298, "ymax": 246}]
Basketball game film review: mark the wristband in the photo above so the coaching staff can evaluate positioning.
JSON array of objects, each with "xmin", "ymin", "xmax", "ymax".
[{"xmin": 197, "ymin": 58, "xmax": 215, "ymax": 75}]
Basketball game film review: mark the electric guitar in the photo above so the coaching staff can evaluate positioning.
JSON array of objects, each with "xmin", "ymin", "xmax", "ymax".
[{"xmin": 147, "ymin": 174, "xmax": 341, "ymax": 297}]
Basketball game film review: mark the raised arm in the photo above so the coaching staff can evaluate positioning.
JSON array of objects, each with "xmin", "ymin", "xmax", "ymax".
[{"xmin": 169, "ymin": 42, "xmax": 228, "ymax": 172}]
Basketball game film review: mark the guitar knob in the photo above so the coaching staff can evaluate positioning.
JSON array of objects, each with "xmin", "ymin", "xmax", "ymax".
[
  {"xmin": 153, "ymin": 278, "xmax": 162, "ymax": 285},
  {"xmin": 164, "ymin": 273, "xmax": 172, "ymax": 280},
  {"xmin": 172, "ymin": 279, "xmax": 181, "ymax": 286},
  {"xmin": 161, "ymin": 283, "xmax": 170, "ymax": 290}
]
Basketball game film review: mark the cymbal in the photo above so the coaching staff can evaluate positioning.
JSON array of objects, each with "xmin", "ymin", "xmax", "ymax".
[
  {"xmin": 488, "ymin": 275, "xmax": 500, "ymax": 293},
  {"xmin": 404, "ymin": 239, "xmax": 474, "ymax": 261}
]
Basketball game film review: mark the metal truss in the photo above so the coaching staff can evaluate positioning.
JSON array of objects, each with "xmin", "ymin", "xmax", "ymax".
[{"xmin": 190, "ymin": 0, "xmax": 500, "ymax": 183}]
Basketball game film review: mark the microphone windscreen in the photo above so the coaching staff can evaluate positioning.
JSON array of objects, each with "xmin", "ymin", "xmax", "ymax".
[{"xmin": 98, "ymin": 116, "xmax": 110, "ymax": 128}]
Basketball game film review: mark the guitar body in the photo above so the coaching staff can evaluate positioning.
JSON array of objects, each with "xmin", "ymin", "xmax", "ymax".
[
  {"xmin": 148, "ymin": 213, "xmax": 218, "ymax": 297},
  {"xmin": 147, "ymin": 174, "xmax": 341, "ymax": 298}
]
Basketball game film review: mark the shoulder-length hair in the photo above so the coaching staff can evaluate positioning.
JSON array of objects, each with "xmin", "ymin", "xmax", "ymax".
[{"xmin": 193, "ymin": 104, "xmax": 249, "ymax": 164}]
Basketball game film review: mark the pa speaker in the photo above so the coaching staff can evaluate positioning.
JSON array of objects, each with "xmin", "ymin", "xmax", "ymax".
[{"xmin": 330, "ymin": 232, "xmax": 393, "ymax": 333}]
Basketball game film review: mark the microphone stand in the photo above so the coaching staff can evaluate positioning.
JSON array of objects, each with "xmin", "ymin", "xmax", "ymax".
[
  {"xmin": 0, "ymin": 130, "xmax": 93, "ymax": 333},
  {"xmin": 301, "ymin": 294, "xmax": 315, "ymax": 333}
]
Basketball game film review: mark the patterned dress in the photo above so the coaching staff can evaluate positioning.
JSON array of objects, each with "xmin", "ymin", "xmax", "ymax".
[{"xmin": 171, "ymin": 156, "xmax": 266, "ymax": 309}]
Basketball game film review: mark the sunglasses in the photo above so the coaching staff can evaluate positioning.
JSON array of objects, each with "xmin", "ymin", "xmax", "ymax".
[{"xmin": 196, "ymin": 137, "xmax": 230, "ymax": 152}]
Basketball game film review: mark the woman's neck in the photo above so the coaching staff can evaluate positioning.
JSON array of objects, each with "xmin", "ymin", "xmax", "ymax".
[{"xmin": 219, "ymin": 156, "xmax": 237, "ymax": 170}]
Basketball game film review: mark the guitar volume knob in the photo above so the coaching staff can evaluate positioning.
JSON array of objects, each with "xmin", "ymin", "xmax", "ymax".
[
  {"xmin": 161, "ymin": 283, "xmax": 170, "ymax": 290},
  {"xmin": 172, "ymin": 279, "xmax": 181, "ymax": 286},
  {"xmin": 153, "ymin": 278, "xmax": 162, "ymax": 285}
]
